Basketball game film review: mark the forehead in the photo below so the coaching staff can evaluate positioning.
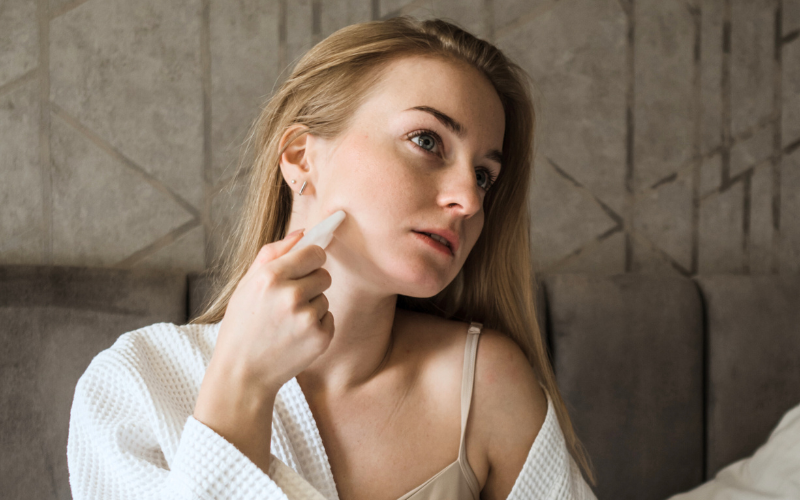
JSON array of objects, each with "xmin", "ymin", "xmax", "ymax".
[{"xmin": 357, "ymin": 55, "xmax": 505, "ymax": 145}]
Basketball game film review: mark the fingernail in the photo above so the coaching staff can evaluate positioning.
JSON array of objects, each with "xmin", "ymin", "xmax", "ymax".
[{"xmin": 287, "ymin": 228, "xmax": 305, "ymax": 237}]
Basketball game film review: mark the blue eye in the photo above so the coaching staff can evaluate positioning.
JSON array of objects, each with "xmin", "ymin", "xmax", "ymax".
[
  {"xmin": 410, "ymin": 132, "xmax": 439, "ymax": 153},
  {"xmin": 476, "ymin": 168, "xmax": 498, "ymax": 191},
  {"xmin": 407, "ymin": 129, "xmax": 498, "ymax": 192}
]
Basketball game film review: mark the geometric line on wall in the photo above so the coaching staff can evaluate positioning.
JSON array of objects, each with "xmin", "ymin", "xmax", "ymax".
[
  {"xmin": 716, "ymin": 156, "xmax": 769, "ymax": 197},
  {"xmin": 650, "ymin": 172, "xmax": 678, "ymax": 191},
  {"xmin": 50, "ymin": 0, "xmax": 92, "ymax": 20},
  {"xmin": 785, "ymin": 137, "xmax": 800, "ymax": 157},
  {"xmin": 371, "ymin": 0, "xmax": 379, "ymax": 20},
  {"xmin": 540, "ymin": 223, "xmax": 624, "ymax": 274},
  {"xmin": 48, "ymin": 110, "xmax": 196, "ymax": 268},
  {"xmin": 529, "ymin": 155, "xmax": 623, "ymax": 273},
  {"xmin": 696, "ymin": 136, "xmax": 800, "ymax": 201},
  {"xmin": 629, "ymin": 226, "xmax": 693, "ymax": 276},
  {"xmin": 114, "ymin": 218, "xmax": 201, "ymax": 268},
  {"xmin": 782, "ymin": 29, "xmax": 799, "ymax": 46},
  {"xmin": 617, "ymin": 0, "xmax": 632, "ymax": 17},
  {"xmin": 0, "ymin": 68, "xmax": 38, "ymax": 99},
  {"xmin": 50, "ymin": 102, "xmax": 200, "ymax": 220},
  {"xmin": 492, "ymin": 0, "xmax": 563, "ymax": 38},
  {"xmin": 545, "ymin": 156, "xmax": 625, "ymax": 229},
  {"xmin": 311, "ymin": 0, "xmax": 322, "ymax": 45},
  {"xmin": 379, "ymin": 0, "xmax": 439, "ymax": 20},
  {"xmin": 643, "ymin": 112, "xmax": 775, "ymax": 195},
  {"xmin": 210, "ymin": 164, "xmax": 253, "ymax": 200}
]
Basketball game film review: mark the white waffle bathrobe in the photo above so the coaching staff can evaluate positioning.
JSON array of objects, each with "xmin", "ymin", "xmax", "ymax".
[{"xmin": 66, "ymin": 322, "xmax": 596, "ymax": 500}]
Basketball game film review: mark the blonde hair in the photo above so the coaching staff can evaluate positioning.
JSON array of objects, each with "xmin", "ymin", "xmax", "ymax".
[{"xmin": 192, "ymin": 15, "xmax": 595, "ymax": 485}]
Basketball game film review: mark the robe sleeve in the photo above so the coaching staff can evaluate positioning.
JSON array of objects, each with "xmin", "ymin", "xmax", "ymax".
[
  {"xmin": 505, "ymin": 396, "xmax": 597, "ymax": 500},
  {"xmin": 67, "ymin": 347, "xmax": 292, "ymax": 500}
]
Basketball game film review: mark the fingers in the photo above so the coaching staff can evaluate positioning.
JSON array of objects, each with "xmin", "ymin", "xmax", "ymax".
[
  {"xmin": 307, "ymin": 293, "xmax": 329, "ymax": 322},
  {"xmin": 259, "ymin": 230, "xmax": 306, "ymax": 264},
  {"xmin": 242, "ymin": 230, "xmax": 305, "ymax": 283},
  {"xmin": 293, "ymin": 267, "xmax": 332, "ymax": 301},
  {"xmin": 269, "ymin": 244, "xmax": 327, "ymax": 281},
  {"xmin": 320, "ymin": 310, "xmax": 334, "ymax": 337}
]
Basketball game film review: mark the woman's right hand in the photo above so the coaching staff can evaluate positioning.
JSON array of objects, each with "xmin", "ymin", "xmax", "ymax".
[
  {"xmin": 193, "ymin": 229, "xmax": 334, "ymax": 473},
  {"xmin": 209, "ymin": 228, "xmax": 335, "ymax": 395}
]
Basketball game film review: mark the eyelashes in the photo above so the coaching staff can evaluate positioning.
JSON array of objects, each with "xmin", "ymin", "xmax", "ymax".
[
  {"xmin": 407, "ymin": 129, "xmax": 443, "ymax": 154},
  {"xmin": 405, "ymin": 128, "xmax": 498, "ymax": 191}
]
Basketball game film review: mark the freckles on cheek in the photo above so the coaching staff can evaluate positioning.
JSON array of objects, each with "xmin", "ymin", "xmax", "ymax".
[
  {"xmin": 336, "ymin": 126, "xmax": 419, "ymax": 211},
  {"xmin": 351, "ymin": 131, "xmax": 392, "ymax": 176}
]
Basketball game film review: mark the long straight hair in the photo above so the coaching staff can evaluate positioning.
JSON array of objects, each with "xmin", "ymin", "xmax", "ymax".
[{"xmin": 192, "ymin": 16, "xmax": 595, "ymax": 485}]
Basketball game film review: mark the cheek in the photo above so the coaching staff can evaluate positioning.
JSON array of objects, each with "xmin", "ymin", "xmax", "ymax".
[{"xmin": 333, "ymin": 132, "xmax": 420, "ymax": 207}]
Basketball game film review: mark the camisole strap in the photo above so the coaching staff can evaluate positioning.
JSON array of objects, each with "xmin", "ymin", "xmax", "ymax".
[{"xmin": 458, "ymin": 321, "xmax": 482, "ymax": 461}]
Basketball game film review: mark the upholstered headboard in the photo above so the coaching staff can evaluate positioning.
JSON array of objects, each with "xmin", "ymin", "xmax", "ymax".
[{"xmin": 1, "ymin": 265, "xmax": 798, "ymax": 499}]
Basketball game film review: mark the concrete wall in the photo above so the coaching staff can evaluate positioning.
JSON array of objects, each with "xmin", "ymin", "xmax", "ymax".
[{"xmin": 1, "ymin": 0, "xmax": 798, "ymax": 276}]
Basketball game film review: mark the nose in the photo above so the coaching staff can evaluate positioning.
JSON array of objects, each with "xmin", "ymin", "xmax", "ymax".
[{"xmin": 437, "ymin": 159, "xmax": 484, "ymax": 218}]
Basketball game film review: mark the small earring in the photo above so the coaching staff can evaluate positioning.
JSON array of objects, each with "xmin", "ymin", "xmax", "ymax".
[
  {"xmin": 291, "ymin": 179, "xmax": 296, "ymax": 184},
  {"xmin": 299, "ymin": 181, "xmax": 307, "ymax": 196}
]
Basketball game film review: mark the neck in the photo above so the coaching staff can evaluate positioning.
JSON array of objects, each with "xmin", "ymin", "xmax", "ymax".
[{"xmin": 296, "ymin": 252, "xmax": 404, "ymax": 397}]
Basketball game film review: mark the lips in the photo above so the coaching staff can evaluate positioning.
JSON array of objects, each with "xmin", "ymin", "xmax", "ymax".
[
  {"xmin": 412, "ymin": 230, "xmax": 455, "ymax": 257},
  {"xmin": 412, "ymin": 228, "xmax": 459, "ymax": 254}
]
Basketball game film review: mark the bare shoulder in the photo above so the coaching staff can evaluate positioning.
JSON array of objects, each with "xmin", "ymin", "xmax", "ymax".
[
  {"xmin": 471, "ymin": 327, "xmax": 548, "ymax": 498},
  {"xmin": 394, "ymin": 311, "xmax": 546, "ymax": 422},
  {"xmin": 393, "ymin": 311, "xmax": 548, "ymax": 494},
  {"xmin": 471, "ymin": 327, "xmax": 547, "ymax": 441}
]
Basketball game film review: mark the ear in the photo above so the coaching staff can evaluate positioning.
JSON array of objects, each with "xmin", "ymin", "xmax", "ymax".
[{"xmin": 278, "ymin": 124, "xmax": 311, "ymax": 181}]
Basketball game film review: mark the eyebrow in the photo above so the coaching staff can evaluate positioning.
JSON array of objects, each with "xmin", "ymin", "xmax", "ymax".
[{"xmin": 406, "ymin": 105, "xmax": 503, "ymax": 168}]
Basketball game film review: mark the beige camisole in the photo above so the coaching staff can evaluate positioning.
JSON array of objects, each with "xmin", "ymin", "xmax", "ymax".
[{"xmin": 395, "ymin": 321, "xmax": 483, "ymax": 500}]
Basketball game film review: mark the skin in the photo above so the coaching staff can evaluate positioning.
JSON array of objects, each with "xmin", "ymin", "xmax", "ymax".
[{"xmin": 280, "ymin": 55, "xmax": 547, "ymax": 499}]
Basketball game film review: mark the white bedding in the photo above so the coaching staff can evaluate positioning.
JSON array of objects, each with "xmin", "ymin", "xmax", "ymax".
[{"xmin": 668, "ymin": 401, "xmax": 800, "ymax": 500}]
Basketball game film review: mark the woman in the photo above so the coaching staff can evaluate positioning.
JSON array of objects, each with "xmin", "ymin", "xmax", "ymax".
[{"xmin": 67, "ymin": 16, "xmax": 596, "ymax": 500}]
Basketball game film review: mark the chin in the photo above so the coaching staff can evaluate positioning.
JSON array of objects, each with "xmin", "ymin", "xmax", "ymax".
[{"xmin": 388, "ymin": 263, "xmax": 455, "ymax": 298}]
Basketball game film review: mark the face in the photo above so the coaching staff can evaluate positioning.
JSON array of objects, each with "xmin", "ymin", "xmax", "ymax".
[{"xmin": 285, "ymin": 55, "xmax": 506, "ymax": 298}]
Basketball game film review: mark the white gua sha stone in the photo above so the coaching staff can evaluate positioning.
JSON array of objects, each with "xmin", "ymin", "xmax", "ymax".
[{"xmin": 287, "ymin": 210, "xmax": 347, "ymax": 254}]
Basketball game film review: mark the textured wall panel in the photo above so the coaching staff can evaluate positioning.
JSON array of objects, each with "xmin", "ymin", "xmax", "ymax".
[
  {"xmin": 286, "ymin": 0, "xmax": 314, "ymax": 74},
  {"xmin": 397, "ymin": 0, "xmax": 487, "ymax": 39},
  {"xmin": 730, "ymin": 126, "xmax": 772, "ymax": 178},
  {"xmin": 50, "ymin": 113, "xmax": 194, "ymax": 267},
  {"xmin": 209, "ymin": 174, "xmax": 248, "ymax": 267},
  {"xmin": 210, "ymin": 0, "xmax": 281, "ymax": 184},
  {"xmin": 557, "ymin": 231, "xmax": 626, "ymax": 276},
  {"xmin": 700, "ymin": 0, "xmax": 723, "ymax": 155},
  {"xmin": 783, "ymin": 38, "xmax": 800, "ymax": 149},
  {"xmin": 321, "ymin": 0, "xmax": 372, "ymax": 39},
  {"xmin": 699, "ymin": 153, "xmax": 722, "ymax": 197},
  {"xmin": 786, "ymin": 0, "xmax": 800, "ymax": 34},
  {"xmin": 0, "ymin": 80, "xmax": 44, "ymax": 265},
  {"xmin": 131, "ymin": 224, "xmax": 205, "ymax": 272},
  {"xmin": 49, "ymin": 0, "xmax": 204, "ymax": 207},
  {"xmin": 730, "ymin": 0, "xmax": 774, "ymax": 137},
  {"xmin": 0, "ymin": 0, "xmax": 38, "ymax": 88},
  {"xmin": 492, "ymin": 0, "xmax": 556, "ymax": 34},
  {"xmin": 748, "ymin": 163, "xmax": 774, "ymax": 273},
  {"xmin": 633, "ymin": 0, "xmax": 694, "ymax": 192},
  {"xmin": 529, "ymin": 159, "xmax": 618, "ymax": 272},
  {"xmin": 780, "ymin": 148, "xmax": 800, "ymax": 272},
  {"xmin": 633, "ymin": 172, "xmax": 694, "ymax": 272},
  {"xmin": 698, "ymin": 181, "xmax": 744, "ymax": 273},
  {"xmin": 0, "ymin": 0, "xmax": 795, "ymax": 275},
  {"xmin": 496, "ymin": 0, "xmax": 628, "ymax": 217}
]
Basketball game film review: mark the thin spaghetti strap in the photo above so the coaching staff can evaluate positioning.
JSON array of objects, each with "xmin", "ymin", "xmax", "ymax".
[{"xmin": 458, "ymin": 321, "xmax": 482, "ymax": 458}]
